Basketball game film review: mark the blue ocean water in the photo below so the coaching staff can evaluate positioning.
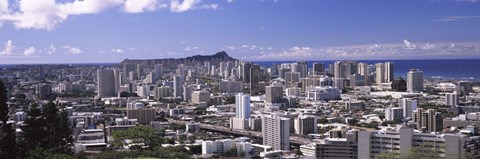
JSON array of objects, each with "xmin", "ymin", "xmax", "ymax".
[
  {"xmin": 251, "ymin": 59, "xmax": 480, "ymax": 81},
  {"xmin": 1, "ymin": 60, "xmax": 478, "ymax": 81}
]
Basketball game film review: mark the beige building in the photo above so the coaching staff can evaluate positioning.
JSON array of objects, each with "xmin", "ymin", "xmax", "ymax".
[
  {"xmin": 191, "ymin": 90, "xmax": 210, "ymax": 103},
  {"xmin": 126, "ymin": 108, "xmax": 156, "ymax": 124}
]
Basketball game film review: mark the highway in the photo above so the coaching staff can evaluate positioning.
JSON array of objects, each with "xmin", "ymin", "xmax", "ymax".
[
  {"xmin": 25, "ymin": 91, "xmax": 43, "ymax": 104},
  {"xmin": 169, "ymin": 119, "xmax": 312, "ymax": 145}
]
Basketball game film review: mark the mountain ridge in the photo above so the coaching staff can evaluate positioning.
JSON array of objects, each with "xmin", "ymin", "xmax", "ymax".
[{"xmin": 119, "ymin": 51, "xmax": 238, "ymax": 68}]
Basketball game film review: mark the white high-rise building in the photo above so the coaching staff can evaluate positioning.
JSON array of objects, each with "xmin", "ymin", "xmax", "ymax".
[
  {"xmin": 113, "ymin": 69, "xmax": 120, "ymax": 95},
  {"xmin": 230, "ymin": 93, "xmax": 251, "ymax": 130},
  {"xmin": 407, "ymin": 69, "xmax": 424, "ymax": 93},
  {"xmin": 173, "ymin": 75, "xmax": 184, "ymax": 98},
  {"xmin": 235, "ymin": 93, "xmax": 250, "ymax": 119},
  {"xmin": 446, "ymin": 92, "xmax": 459, "ymax": 107},
  {"xmin": 375, "ymin": 63, "xmax": 385, "ymax": 84},
  {"xmin": 385, "ymin": 107, "xmax": 403, "ymax": 121},
  {"xmin": 358, "ymin": 62, "xmax": 370, "ymax": 85},
  {"xmin": 97, "ymin": 69, "xmax": 116, "ymax": 97},
  {"xmin": 399, "ymin": 98, "xmax": 417, "ymax": 119},
  {"xmin": 385, "ymin": 62, "xmax": 394, "ymax": 83},
  {"xmin": 262, "ymin": 114, "xmax": 290, "ymax": 150}
]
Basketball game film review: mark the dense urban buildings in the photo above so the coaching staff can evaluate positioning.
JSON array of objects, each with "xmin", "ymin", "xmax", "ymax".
[{"xmin": 1, "ymin": 53, "xmax": 479, "ymax": 159}]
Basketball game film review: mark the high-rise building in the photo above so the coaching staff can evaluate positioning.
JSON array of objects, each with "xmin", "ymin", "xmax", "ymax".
[
  {"xmin": 136, "ymin": 64, "xmax": 143, "ymax": 80},
  {"xmin": 385, "ymin": 107, "xmax": 403, "ymax": 121},
  {"xmin": 173, "ymin": 75, "xmax": 184, "ymax": 98},
  {"xmin": 391, "ymin": 78, "xmax": 407, "ymax": 92},
  {"xmin": 230, "ymin": 93, "xmax": 251, "ymax": 130},
  {"xmin": 97, "ymin": 69, "xmax": 116, "ymax": 97},
  {"xmin": 113, "ymin": 69, "xmax": 121, "ymax": 95},
  {"xmin": 446, "ymin": 92, "xmax": 459, "ymax": 107},
  {"xmin": 250, "ymin": 64, "xmax": 260, "ymax": 95},
  {"xmin": 235, "ymin": 93, "xmax": 250, "ymax": 119},
  {"xmin": 153, "ymin": 86, "xmax": 173, "ymax": 100},
  {"xmin": 407, "ymin": 69, "xmax": 424, "ymax": 93},
  {"xmin": 285, "ymin": 72, "xmax": 301, "ymax": 83},
  {"xmin": 413, "ymin": 108, "xmax": 443, "ymax": 132},
  {"xmin": 385, "ymin": 62, "xmax": 394, "ymax": 82},
  {"xmin": 35, "ymin": 84, "xmax": 52, "ymax": 100},
  {"xmin": 262, "ymin": 114, "xmax": 290, "ymax": 150},
  {"xmin": 312, "ymin": 62, "xmax": 325, "ymax": 75},
  {"xmin": 297, "ymin": 61, "xmax": 308, "ymax": 78},
  {"xmin": 153, "ymin": 64, "xmax": 163, "ymax": 81},
  {"xmin": 294, "ymin": 114, "xmax": 317, "ymax": 135},
  {"xmin": 241, "ymin": 62, "xmax": 252, "ymax": 83},
  {"xmin": 219, "ymin": 80, "xmax": 243, "ymax": 93},
  {"xmin": 358, "ymin": 62, "xmax": 370, "ymax": 85},
  {"xmin": 375, "ymin": 63, "xmax": 385, "ymax": 84},
  {"xmin": 123, "ymin": 63, "xmax": 136, "ymax": 80},
  {"xmin": 183, "ymin": 85, "xmax": 193, "ymax": 102},
  {"xmin": 399, "ymin": 98, "xmax": 417, "ymax": 119},
  {"xmin": 265, "ymin": 85, "xmax": 283, "ymax": 103},
  {"xmin": 328, "ymin": 64, "xmax": 334, "ymax": 75},
  {"xmin": 334, "ymin": 61, "xmax": 358, "ymax": 79},
  {"xmin": 456, "ymin": 81, "xmax": 473, "ymax": 96},
  {"xmin": 192, "ymin": 91, "xmax": 210, "ymax": 103}
]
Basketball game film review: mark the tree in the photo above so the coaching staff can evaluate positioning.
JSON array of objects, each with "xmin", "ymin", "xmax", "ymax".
[
  {"xmin": 19, "ymin": 104, "xmax": 47, "ymax": 157},
  {"xmin": 19, "ymin": 102, "xmax": 73, "ymax": 157},
  {"xmin": 224, "ymin": 146, "xmax": 238, "ymax": 157},
  {"xmin": 318, "ymin": 117, "xmax": 329, "ymax": 124},
  {"xmin": 44, "ymin": 101, "xmax": 72, "ymax": 153},
  {"xmin": 55, "ymin": 111, "xmax": 73, "ymax": 154},
  {"xmin": 225, "ymin": 96, "xmax": 235, "ymax": 104},
  {"xmin": 112, "ymin": 125, "xmax": 162, "ymax": 159},
  {"xmin": 0, "ymin": 80, "xmax": 16, "ymax": 159}
]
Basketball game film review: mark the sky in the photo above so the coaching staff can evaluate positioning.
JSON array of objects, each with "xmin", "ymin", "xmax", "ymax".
[{"xmin": 0, "ymin": 0, "xmax": 480, "ymax": 64}]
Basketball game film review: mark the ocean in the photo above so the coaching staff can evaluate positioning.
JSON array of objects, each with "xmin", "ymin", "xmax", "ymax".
[
  {"xmin": 1, "ymin": 59, "xmax": 479, "ymax": 81},
  {"xmin": 250, "ymin": 59, "xmax": 480, "ymax": 81}
]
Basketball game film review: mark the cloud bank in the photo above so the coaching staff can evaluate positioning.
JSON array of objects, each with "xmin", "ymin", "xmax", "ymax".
[{"xmin": 0, "ymin": 0, "xmax": 219, "ymax": 30}]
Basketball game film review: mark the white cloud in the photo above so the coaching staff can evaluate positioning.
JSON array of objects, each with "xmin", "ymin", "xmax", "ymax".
[
  {"xmin": 422, "ymin": 43, "xmax": 436, "ymax": 50},
  {"xmin": 112, "ymin": 48, "xmax": 125, "ymax": 53},
  {"xmin": 170, "ymin": 0, "xmax": 218, "ymax": 12},
  {"xmin": 0, "ymin": 0, "xmax": 219, "ymax": 30},
  {"xmin": 224, "ymin": 45, "xmax": 235, "ymax": 50},
  {"xmin": 248, "ymin": 40, "xmax": 480, "ymax": 60},
  {"xmin": 227, "ymin": 0, "xmax": 234, "ymax": 3},
  {"xmin": 63, "ymin": 45, "xmax": 82, "ymax": 54},
  {"xmin": 184, "ymin": 46, "xmax": 199, "ymax": 51},
  {"xmin": 23, "ymin": 47, "xmax": 36, "ymax": 56},
  {"xmin": 0, "ymin": 40, "xmax": 13, "ymax": 55},
  {"xmin": 0, "ymin": 0, "xmax": 8, "ymax": 13},
  {"xmin": 433, "ymin": 15, "xmax": 480, "ymax": 22},
  {"xmin": 47, "ymin": 45, "xmax": 56, "ymax": 54},
  {"xmin": 197, "ymin": 3, "xmax": 218, "ymax": 10},
  {"xmin": 170, "ymin": 0, "xmax": 201, "ymax": 13},
  {"xmin": 124, "ymin": 0, "xmax": 162, "ymax": 13},
  {"xmin": 403, "ymin": 39, "xmax": 416, "ymax": 49}
]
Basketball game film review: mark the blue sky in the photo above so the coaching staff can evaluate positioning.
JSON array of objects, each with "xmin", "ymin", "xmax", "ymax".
[{"xmin": 0, "ymin": 0, "xmax": 480, "ymax": 64}]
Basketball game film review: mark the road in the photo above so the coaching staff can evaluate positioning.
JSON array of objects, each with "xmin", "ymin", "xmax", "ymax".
[
  {"xmin": 169, "ymin": 119, "xmax": 312, "ymax": 145},
  {"xmin": 25, "ymin": 91, "xmax": 43, "ymax": 104}
]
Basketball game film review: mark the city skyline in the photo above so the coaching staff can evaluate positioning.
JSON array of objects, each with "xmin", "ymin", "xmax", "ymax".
[{"xmin": 1, "ymin": 0, "xmax": 480, "ymax": 64}]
